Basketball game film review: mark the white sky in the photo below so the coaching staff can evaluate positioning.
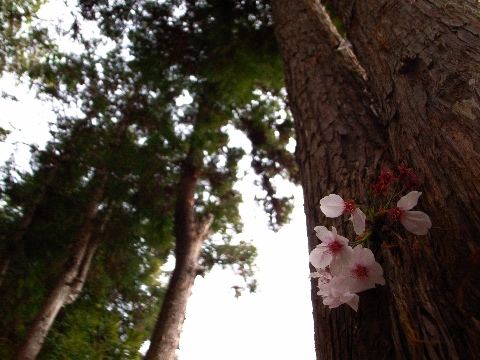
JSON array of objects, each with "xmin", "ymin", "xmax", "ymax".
[
  {"xmin": 178, "ymin": 185, "xmax": 315, "ymax": 360},
  {"xmin": 0, "ymin": 76, "xmax": 315, "ymax": 359}
]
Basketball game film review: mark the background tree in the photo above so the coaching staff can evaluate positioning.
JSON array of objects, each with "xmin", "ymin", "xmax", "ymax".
[
  {"xmin": 271, "ymin": 0, "xmax": 480, "ymax": 359},
  {"xmin": 1, "ymin": 0, "xmax": 298, "ymax": 358}
]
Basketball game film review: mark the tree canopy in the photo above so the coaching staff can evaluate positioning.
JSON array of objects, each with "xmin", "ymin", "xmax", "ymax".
[{"xmin": 0, "ymin": 0, "xmax": 298, "ymax": 358}]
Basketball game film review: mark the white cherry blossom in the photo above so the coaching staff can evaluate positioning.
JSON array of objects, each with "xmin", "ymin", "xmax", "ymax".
[
  {"xmin": 317, "ymin": 276, "xmax": 359, "ymax": 311},
  {"xmin": 391, "ymin": 191, "xmax": 432, "ymax": 235},
  {"xmin": 319, "ymin": 194, "xmax": 366, "ymax": 235},
  {"xmin": 339, "ymin": 245, "xmax": 385, "ymax": 294},
  {"xmin": 309, "ymin": 226, "xmax": 353, "ymax": 274}
]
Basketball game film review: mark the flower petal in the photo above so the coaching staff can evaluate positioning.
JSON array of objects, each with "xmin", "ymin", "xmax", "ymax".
[
  {"xmin": 309, "ymin": 246, "xmax": 333, "ymax": 269},
  {"xmin": 339, "ymin": 246, "xmax": 385, "ymax": 293},
  {"xmin": 400, "ymin": 210, "xmax": 432, "ymax": 235},
  {"xmin": 397, "ymin": 191, "xmax": 422, "ymax": 211},
  {"xmin": 345, "ymin": 293, "xmax": 359, "ymax": 312},
  {"xmin": 320, "ymin": 194, "xmax": 345, "ymax": 217},
  {"xmin": 350, "ymin": 208, "xmax": 366, "ymax": 235},
  {"xmin": 314, "ymin": 226, "xmax": 332, "ymax": 242}
]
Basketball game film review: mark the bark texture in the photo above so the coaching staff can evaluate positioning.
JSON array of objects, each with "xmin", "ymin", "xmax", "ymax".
[
  {"xmin": 271, "ymin": 1, "xmax": 393, "ymax": 358},
  {"xmin": 272, "ymin": 0, "xmax": 480, "ymax": 359},
  {"xmin": 333, "ymin": 0, "xmax": 480, "ymax": 358},
  {"xmin": 144, "ymin": 158, "xmax": 213, "ymax": 360}
]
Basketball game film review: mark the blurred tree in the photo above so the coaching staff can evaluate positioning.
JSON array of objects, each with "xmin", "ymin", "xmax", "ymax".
[
  {"xmin": 0, "ymin": 0, "xmax": 55, "ymax": 76},
  {"xmin": 0, "ymin": 0, "xmax": 298, "ymax": 359}
]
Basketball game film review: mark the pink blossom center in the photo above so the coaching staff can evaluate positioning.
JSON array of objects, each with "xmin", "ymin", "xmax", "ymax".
[
  {"xmin": 389, "ymin": 207, "xmax": 402, "ymax": 222},
  {"xmin": 328, "ymin": 240, "xmax": 344, "ymax": 255},
  {"xmin": 343, "ymin": 200, "xmax": 356, "ymax": 214},
  {"xmin": 352, "ymin": 265, "xmax": 368, "ymax": 279}
]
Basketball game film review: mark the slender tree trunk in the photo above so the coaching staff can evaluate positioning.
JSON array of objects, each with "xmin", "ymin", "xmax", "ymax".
[
  {"xmin": 13, "ymin": 167, "xmax": 108, "ymax": 360},
  {"xmin": 65, "ymin": 201, "xmax": 114, "ymax": 305},
  {"xmin": 144, "ymin": 157, "xmax": 213, "ymax": 360},
  {"xmin": 272, "ymin": 0, "xmax": 480, "ymax": 359},
  {"xmin": 13, "ymin": 116, "xmax": 129, "ymax": 359}
]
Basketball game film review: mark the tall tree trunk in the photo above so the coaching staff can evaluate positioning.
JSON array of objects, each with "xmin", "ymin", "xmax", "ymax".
[
  {"xmin": 144, "ymin": 157, "xmax": 213, "ymax": 360},
  {"xmin": 13, "ymin": 167, "xmax": 108, "ymax": 360},
  {"xmin": 65, "ymin": 201, "xmax": 114, "ymax": 305},
  {"xmin": 271, "ymin": 1, "xmax": 392, "ymax": 358},
  {"xmin": 272, "ymin": 0, "xmax": 480, "ymax": 359},
  {"xmin": 13, "ymin": 117, "xmax": 129, "ymax": 359}
]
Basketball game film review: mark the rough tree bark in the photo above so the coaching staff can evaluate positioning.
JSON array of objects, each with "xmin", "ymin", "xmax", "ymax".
[
  {"xmin": 272, "ymin": 0, "xmax": 480, "ymax": 359},
  {"xmin": 271, "ymin": 1, "xmax": 393, "ymax": 358},
  {"xmin": 144, "ymin": 156, "xmax": 213, "ymax": 360}
]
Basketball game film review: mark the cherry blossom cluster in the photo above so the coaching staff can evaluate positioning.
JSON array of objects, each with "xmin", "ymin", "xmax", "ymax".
[{"xmin": 310, "ymin": 166, "xmax": 432, "ymax": 311}]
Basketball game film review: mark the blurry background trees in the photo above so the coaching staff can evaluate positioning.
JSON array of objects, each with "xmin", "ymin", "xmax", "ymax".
[{"xmin": 0, "ymin": 0, "xmax": 298, "ymax": 358}]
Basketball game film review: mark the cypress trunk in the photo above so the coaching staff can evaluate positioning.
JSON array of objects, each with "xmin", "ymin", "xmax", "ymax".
[
  {"xmin": 12, "ymin": 167, "xmax": 108, "ymax": 360},
  {"xmin": 13, "ymin": 118, "xmax": 129, "ymax": 359},
  {"xmin": 272, "ymin": 0, "xmax": 480, "ymax": 359},
  {"xmin": 144, "ymin": 158, "xmax": 213, "ymax": 360}
]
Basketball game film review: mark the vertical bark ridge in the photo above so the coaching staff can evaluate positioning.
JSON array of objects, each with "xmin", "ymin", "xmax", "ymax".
[
  {"xmin": 329, "ymin": 0, "xmax": 480, "ymax": 358},
  {"xmin": 271, "ymin": 1, "xmax": 392, "ymax": 359}
]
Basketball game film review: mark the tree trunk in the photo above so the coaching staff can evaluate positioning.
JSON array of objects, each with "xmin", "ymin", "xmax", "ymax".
[
  {"xmin": 271, "ymin": 1, "xmax": 393, "ymax": 358},
  {"xmin": 65, "ymin": 201, "xmax": 114, "ymax": 305},
  {"xmin": 13, "ymin": 116, "xmax": 129, "ymax": 359},
  {"xmin": 272, "ymin": 0, "xmax": 480, "ymax": 359},
  {"xmin": 144, "ymin": 157, "xmax": 213, "ymax": 360},
  {"xmin": 12, "ymin": 167, "xmax": 108, "ymax": 360}
]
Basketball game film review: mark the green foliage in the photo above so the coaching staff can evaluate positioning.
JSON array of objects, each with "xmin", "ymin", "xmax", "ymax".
[
  {"xmin": 0, "ymin": 0, "xmax": 56, "ymax": 76},
  {"xmin": 0, "ymin": 126, "xmax": 10, "ymax": 141},
  {"xmin": 234, "ymin": 92, "xmax": 299, "ymax": 230},
  {"xmin": 0, "ymin": 0, "xmax": 299, "ymax": 356},
  {"xmin": 200, "ymin": 239, "xmax": 258, "ymax": 297}
]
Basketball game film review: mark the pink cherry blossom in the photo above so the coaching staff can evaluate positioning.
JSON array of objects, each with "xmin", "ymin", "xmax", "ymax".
[
  {"xmin": 317, "ymin": 276, "xmax": 359, "ymax": 311},
  {"xmin": 350, "ymin": 208, "xmax": 366, "ymax": 235},
  {"xmin": 309, "ymin": 226, "xmax": 353, "ymax": 274},
  {"xmin": 320, "ymin": 194, "xmax": 346, "ymax": 217},
  {"xmin": 310, "ymin": 267, "xmax": 332, "ymax": 282},
  {"xmin": 390, "ymin": 191, "xmax": 432, "ymax": 235},
  {"xmin": 319, "ymin": 194, "xmax": 366, "ymax": 235},
  {"xmin": 339, "ymin": 245, "xmax": 385, "ymax": 294}
]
